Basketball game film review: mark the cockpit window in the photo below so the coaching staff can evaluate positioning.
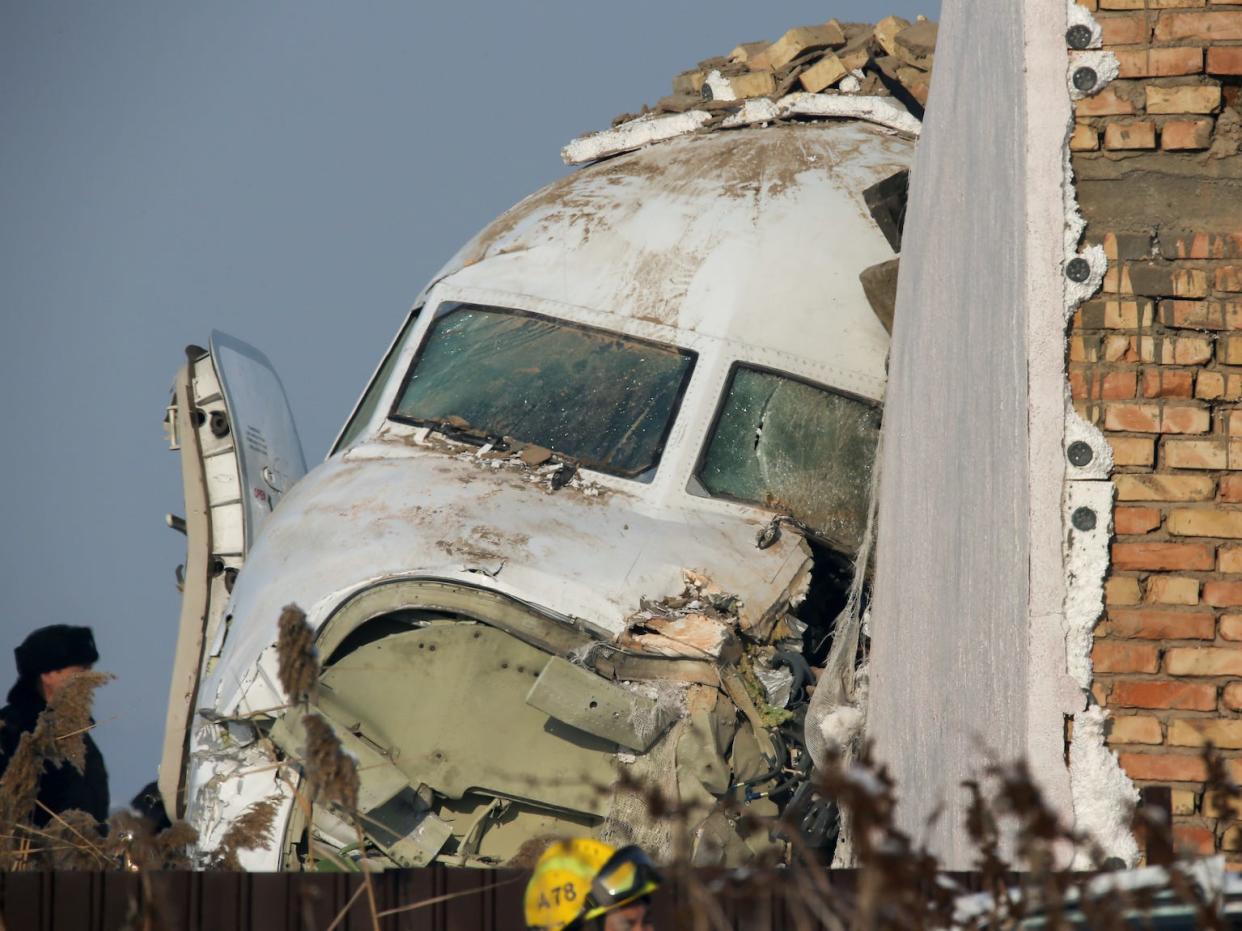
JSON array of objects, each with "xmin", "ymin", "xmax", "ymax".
[
  {"xmin": 697, "ymin": 365, "xmax": 880, "ymax": 554},
  {"xmin": 391, "ymin": 304, "xmax": 696, "ymax": 479}
]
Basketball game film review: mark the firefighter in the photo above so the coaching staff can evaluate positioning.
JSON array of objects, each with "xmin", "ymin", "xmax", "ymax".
[
  {"xmin": 525, "ymin": 839, "xmax": 662, "ymax": 931},
  {"xmin": 0, "ymin": 625, "xmax": 109, "ymax": 824}
]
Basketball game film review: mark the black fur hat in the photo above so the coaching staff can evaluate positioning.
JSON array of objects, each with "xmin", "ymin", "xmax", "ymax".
[{"xmin": 14, "ymin": 625, "xmax": 99, "ymax": 680}]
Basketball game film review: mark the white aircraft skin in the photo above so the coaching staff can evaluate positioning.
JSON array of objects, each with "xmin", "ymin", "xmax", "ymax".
[{"xmin": 162, "ymin": 118, "xmax": 913, "ymax": 868}]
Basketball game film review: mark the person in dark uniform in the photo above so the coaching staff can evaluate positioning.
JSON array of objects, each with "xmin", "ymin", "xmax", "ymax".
[{"xmin": 0, "ymin": 625, "xmax": 109, "ymax": 824}]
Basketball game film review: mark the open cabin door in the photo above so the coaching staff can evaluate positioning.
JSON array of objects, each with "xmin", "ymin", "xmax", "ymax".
[{"xmin": 157, "ymin": 332, "xmax": 307, "ymax": 819}]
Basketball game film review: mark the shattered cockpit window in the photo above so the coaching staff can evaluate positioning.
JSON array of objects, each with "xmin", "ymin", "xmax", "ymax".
[
  {"xmin": 698, "ymin": 366, "xmax": 880, "ymax": 553},
  {"xmin": 392, "ymin": 304, "xmax": 695, "ymax": 478}
]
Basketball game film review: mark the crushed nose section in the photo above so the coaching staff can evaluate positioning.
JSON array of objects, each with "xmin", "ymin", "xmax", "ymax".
[{"xmin": 262, "ymin": 541, "xmax": 860, "ymax": 869}]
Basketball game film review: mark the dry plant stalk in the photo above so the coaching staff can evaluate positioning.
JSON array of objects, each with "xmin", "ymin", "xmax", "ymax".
[
  {"xmin": 0, "ymin": 670, "xmax": 112, "ymax": 869},
  {"xmin": 210, "ymin": 798, "xmax": 279, "ymax": 870},
  {"xmin": 276, "ymin": 603, "xmax": 318, "ymax": 705},
  {"xmin": 302, "ymin": 713, "xmax": 359, "ymax": 813}
]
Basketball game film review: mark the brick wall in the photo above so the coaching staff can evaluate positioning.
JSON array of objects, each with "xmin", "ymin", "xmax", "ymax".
[{"xmin": 1071, "ymin": 0, "xmax": 1242, "ymax": 860}]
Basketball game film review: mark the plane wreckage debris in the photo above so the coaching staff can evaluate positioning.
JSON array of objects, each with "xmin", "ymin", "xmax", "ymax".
[
  {"xmin": 563, "ymin": 15, "xmax": 937, "ymax": 165},
  {"xmin": 168, "ymin": 10, "xmax": 910, "ymax": 872}
]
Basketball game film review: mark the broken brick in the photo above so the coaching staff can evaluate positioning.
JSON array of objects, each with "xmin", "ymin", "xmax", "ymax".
[
  {"xmin": 1115, "ymin": 506, "xmax": 1162, "ymax": 534},
  {"xmin": 1162, "ymin": 119, "xmax": 1214, "ymax": 150},
  {"xmin": 752, "ymin": 23, "xmax": 846, "ymax": 70}
]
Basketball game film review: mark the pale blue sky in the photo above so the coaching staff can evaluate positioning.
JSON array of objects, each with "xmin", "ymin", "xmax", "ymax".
[{"xmin": 0, "ymin": 0, "xmax": 937, "ymax": 808}]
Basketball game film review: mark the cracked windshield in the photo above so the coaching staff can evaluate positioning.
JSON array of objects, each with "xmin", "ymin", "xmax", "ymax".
[
  {"xmin": 699, "ymin": 366, "xmax": 880, "ymax": 553},
  {"xmin": 393, "ymin": 305, "xmax": 695, "ymax": 477}
]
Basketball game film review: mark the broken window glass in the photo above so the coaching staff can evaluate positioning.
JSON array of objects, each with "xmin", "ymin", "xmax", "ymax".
[
  {"xmin": 698, "ymin": 366, "xmax": 880, "ymax": 554},
  {"xmin": 392, "ymin": 304, "xmax": 695, "ymax": 478},
  {"xmin": 334, "ymin": 309, "xmax": 421, "ymax": 454}
]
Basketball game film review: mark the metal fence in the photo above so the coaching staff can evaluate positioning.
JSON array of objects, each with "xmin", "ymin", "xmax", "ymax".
[{"xmin": 1, "ymin": 867, "xmax": 873, "ymax": 931}]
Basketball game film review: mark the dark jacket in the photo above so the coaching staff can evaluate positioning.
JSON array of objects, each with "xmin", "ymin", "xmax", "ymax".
[{"xmin": 0, "ymin": 678, "xmax": 109, "ymax": 825}]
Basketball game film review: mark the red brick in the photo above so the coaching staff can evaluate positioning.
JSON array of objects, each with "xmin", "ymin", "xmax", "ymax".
[
  {"xmin": 1077, "ymin": 298, "xmax": 1153, "ymax": 328},
  {"xmin": 1070, "ymin": 122, "xmax": 1099, "ymax": 152},
  {"xmin": 1154, "ymin": 11, "xmax": 1242, "ymax": 41},
  {"xmin": 1223, "ymin": 475, "xmax": 1242, "ymax": 502},
  {"xmin": 1205, "ymin": 580, "xmax": 1242, "ymax": 605},
  {"xmin": 1093, "ymin": 641, "xmax": 1160, "ymax": 673},
  {"xmin": 1116, "ymin": 47, "xmax": 1203, "ymax": 77},
  {"xmin": 1147, "ymin": 84, "xmax": 1222, "ymax": 115},
  {"xmin": 1115, "ymin": 506, "xmax": 1162, "ymax": 534},
  {"xmin": 1162, "ymin": 405, "xmax": 1212, "ymax": 433},
  {"xmin": 1076, "ymin": 87, "xmax": 1136, "ymax": 116},
  {"xmin": 1108, "ymin": 715, "xmax": 1163, "ymax": 745},
  {"xmin": 1219, "ymin": 266, "xmax": 1242, "ymax": 292},
  {"xmin": 1115, "ymin": 474, "xmax": 1215, "ymax": 501},
  {"xmin": 1110, "ymin": 679, "xmax": 1217, "ymax": 710},
  {"xmin": 1104, "ymin": 401, "xmax": 1161, "ymax": 431},
  {"xmin": 1129, "ymin": 334, "xmax": 1214, "ymax": 365},
  {"xmin": 1145, "ymin": 575, "xmax": 1200, "ymax": 605},
  {"xmin": 1160, "ymin": 298, "xmax": 1220, "ymax": 327},
  {"xmin": 1112, "ymin": 542, "xmax": 1216, "ymax": 570},
  {"xmin": 1143, "ymin": 369, "xmax": 1194, "ymax": 397},
  {"xmin": 1220, "ymin": 614, "xmax": 1242, "ymax": 639},
  {"xmin": 1110, "ymin": 436, "xmax": 1157, "ymax": 466},
  {"xmin": 1169, "ymin": 718, "xmax": 1242, "ymax": 748},
  {"xmin": 1209, "ymin": 47, "xmax": 1242, "ymax": 75},
  {"xmin": 1118, "ymin": 751, "xmax": 1209, "ymax": 782},
  {"xmin": 1071, "ymin": 369, "xmax": 1138, "ymax": 400},
  {"xmin": 1104, "ymin": 120, "xmax": 1157, "ymax": 150},
  {"xmin": 1168, "ymin": 508, "xmax": 1242, "ymax": 537},
  {"xmin": 1166, "ymin": 644, "xmax": 1242, "ymax": 673},
  {"xmin": 1160, "ymin": 230, "xmax": 1242, "ymax": 261},
  {"xmin": 1100, "ymin": 13, "xmax": 1150, "ymax": 45},
  {"xmin": 1162, "ymin": 118, "xmax": 1214, "ymax": 150},
  {"xmin": 1173, "ymin": 824, "xmax": 1216, "ymax": 857},
  {"xmin": 1103, "ymin": 608, "xmax": 1216, "ymax": 639},
  {"xmin": 1225, "ymin": 681, "xmax": 1242, "ymax": 710},
  {"xmin": 1221, "ymin": 546, "xmax": 1242, "ymax": 572},
  {"xmin": 1162, "ymin": 438, "xmax": 1227, "ymax": 469}
]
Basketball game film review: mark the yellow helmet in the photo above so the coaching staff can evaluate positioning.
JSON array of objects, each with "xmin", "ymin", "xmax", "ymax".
[
  {"xmin": 525, "ymin": 839, "xmax": 616, "ymax": 931},
  {"xmin": 525, "ymin": 839, "xmax": 663, "ymax": 930}
]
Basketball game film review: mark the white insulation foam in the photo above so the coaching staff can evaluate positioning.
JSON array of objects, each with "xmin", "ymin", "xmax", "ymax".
[
  {"xmin": 561, "ymin": 94, "xmax": 920, "ymax": 165},
  {"xmin": 1063, "ymin": 479, "xmax": 1114, "ymax": 689},
  {"xmin": 1068, "ymin": 50, "xmax": 1120, "ymax": 100},
  {"xmin": 1062, "ymin": 0, "xmax": 1139, "ymax": 869},
  {"xmin": 1070, "ymin": 706, "xmax": 1141, "ymax": 866}
]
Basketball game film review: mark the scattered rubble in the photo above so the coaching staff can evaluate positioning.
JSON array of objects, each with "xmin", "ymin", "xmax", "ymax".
[{"xmin": 564, "ymin": 15, "xmax": 938, "ymax": 165}]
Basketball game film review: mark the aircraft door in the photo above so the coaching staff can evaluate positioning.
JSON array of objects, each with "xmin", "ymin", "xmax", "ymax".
[{"xmin": 157, "ymin": 333, "xmax": 306, "ymax": 819}]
